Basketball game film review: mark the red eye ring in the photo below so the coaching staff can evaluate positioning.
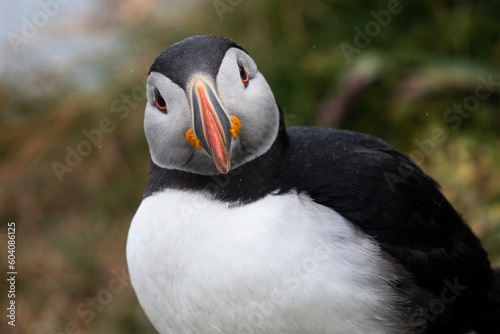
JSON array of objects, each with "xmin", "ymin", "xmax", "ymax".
[
  {"xmin": 237, "ymin": 59, "xmax": 249, "ymax": 87},
  {"xmin": 154, "ymin": 88, "xmax": 167, "ymax": 112}
]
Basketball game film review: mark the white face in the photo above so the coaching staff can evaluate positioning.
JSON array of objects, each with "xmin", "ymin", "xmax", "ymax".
[{"xmin": 144, "ymin": 47, "xmax": 280, "ymax": 175}]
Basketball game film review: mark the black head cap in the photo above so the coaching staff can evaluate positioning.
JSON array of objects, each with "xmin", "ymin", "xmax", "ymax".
[{"xmin": 149, "ymin": 35, "xmax": 246, "ymax": 88}]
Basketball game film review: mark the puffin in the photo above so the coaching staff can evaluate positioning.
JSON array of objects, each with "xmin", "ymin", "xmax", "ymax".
[{"xmin": 126, "ymin": 35, "xmax": 500, "ymax": 334}]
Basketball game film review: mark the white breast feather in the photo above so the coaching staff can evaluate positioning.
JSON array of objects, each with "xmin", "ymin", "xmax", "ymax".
[{"xmin": 126, "ymin": 190, "xmax": 409, "ymax": 334}]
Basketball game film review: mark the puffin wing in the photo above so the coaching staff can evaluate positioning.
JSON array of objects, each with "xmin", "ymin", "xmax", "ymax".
[{"xmin": 281, "ymin": 126, "xmax": 493, "ymax": 314}]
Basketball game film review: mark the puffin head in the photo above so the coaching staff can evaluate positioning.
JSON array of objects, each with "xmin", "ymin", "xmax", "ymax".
[{"xmin": 144, "ymin": 35, "xmax": 280, "ymax": 175}]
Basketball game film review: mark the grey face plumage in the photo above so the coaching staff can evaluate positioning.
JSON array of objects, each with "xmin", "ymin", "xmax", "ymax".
[{"xmin": 144, "ymin": 35, "xmax": 280, "ymax": 175}]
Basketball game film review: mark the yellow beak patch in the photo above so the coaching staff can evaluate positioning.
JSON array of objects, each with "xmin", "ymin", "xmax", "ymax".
[
  {"xmin": 229, "ymin": 116, "xmax": 241, "ymax": 138},
  {"xmin": 185, "ymin": 129, "xmax": 201, "ymax": 148},
  {"xmin": 185, "ymin": 116, "xmax": 241, "ymax": 148}
]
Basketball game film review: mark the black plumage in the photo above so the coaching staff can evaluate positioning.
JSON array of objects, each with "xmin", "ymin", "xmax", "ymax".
[
  {"xmin": 149, "ymin": 35, "xmax": 245, "ymax": 87},
  {"xmin": 280, "ymin": 126, "xmax": 498, "ymax": 333}
]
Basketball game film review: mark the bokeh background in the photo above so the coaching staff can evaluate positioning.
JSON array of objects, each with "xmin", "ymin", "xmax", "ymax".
[{"xmin": 0, "ymin": 0, "xmax": 499, "ymax": 333}]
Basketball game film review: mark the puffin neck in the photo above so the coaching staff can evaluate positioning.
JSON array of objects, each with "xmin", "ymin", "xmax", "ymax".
[{"xmin": 144, "ymin": 111, "xmax": 289, "ymax": 205}]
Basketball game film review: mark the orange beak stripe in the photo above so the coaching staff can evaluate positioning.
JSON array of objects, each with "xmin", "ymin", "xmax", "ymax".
[{"xmin": 193, "ymin": 79, "xmax": 230, "ymax": 174}]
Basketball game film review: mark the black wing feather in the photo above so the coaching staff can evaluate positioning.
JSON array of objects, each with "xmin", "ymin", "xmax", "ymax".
[{"xmin": 280, "ymin": 126, "xmax": 494, "ymax": 331}]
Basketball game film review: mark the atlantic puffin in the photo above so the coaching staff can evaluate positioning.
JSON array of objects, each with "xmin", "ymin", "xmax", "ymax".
[{"xmin": 126, "ymin": 35, "xmax": 500, "ymax": 334}]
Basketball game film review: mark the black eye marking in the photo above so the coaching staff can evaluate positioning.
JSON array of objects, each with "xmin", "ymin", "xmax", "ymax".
[
  {"xmin": 237, "ymin": 59, "xmax": 249, "ymax": 87},
  {"xmin": 153, "ymin": 87, "xmax": 167, "ymax": 113}
]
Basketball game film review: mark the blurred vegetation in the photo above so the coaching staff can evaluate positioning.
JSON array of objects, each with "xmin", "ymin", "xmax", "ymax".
[{"xmin": 0, "ymin": 0, "xmax": 499, "ymax": 333}]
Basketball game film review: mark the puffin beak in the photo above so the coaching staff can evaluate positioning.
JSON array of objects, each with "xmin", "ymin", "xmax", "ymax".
[{"xmin": 189, "ymin": 77, "xmax": 232, "ymax": 174}]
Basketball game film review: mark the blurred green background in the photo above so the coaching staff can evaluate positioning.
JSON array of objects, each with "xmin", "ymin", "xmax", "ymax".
[{"xmin": 0, "ymin": 0, "xmax": 499, "ymax": 333}]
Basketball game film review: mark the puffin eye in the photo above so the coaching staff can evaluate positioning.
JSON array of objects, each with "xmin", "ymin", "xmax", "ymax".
[
  {"xmin": 153, "ymin": 88, "xmax": 167, "ymax": 112},
  {"xmin": 237, "ymin": 59, "xmax": 249, "ymax": 87}
]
